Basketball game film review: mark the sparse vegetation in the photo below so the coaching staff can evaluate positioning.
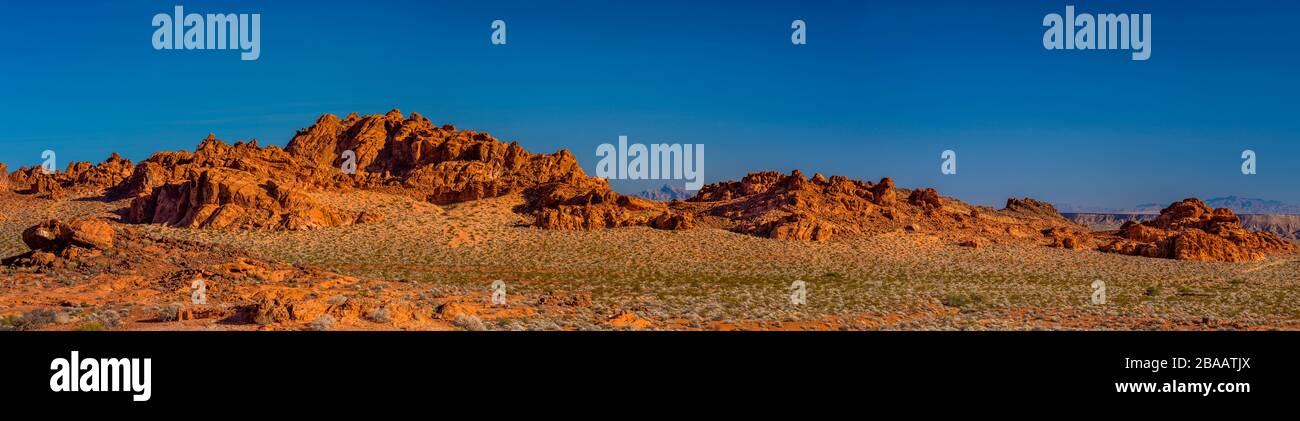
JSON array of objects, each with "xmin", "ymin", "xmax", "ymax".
[
  {"xmin": 366, "ymin": 307, "xmax": 392, "ymax": 324},
  {"xmin": 453, "ymin": 314, "xmax": 486, "ymax": 331},
  {"xmin": 156, "ymin": 303, "xmax": 181, "ymax": 322},
  {"xmin": 309, "ymin": 315, "xmax": 335, "ymax": 331},
  {"xmin": 5, "ymin": 309, "xmax": 60, "ymax": 331},
  {"xmin": 1, "ymin": 189, "xmax": 1298, "ymax": 331},
  {"xmin": 941, "ymin": 293, "xmax": 985, "ymax": 310},
  {"xmin": 73, "ymin": 322, "xmax": 108, "ymax": 331}
]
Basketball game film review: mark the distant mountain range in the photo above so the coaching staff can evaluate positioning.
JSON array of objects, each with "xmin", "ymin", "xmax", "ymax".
[
  {"xmin": 635, "ymin": 184, "xmax": 696, "ymax": 201},
  {"xmin": 1056, "ymin": 196, "xmax": 1300, "ymax": 215}
]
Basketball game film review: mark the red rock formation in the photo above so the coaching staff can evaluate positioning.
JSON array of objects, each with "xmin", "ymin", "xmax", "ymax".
[
  {"xmin": 1003, "ymin": 197, "xmax": 1065, "ymax": 220},
  {"xmin": 908, "ymin": 188, "xmax": 942, "ymax": 211},
  {"xmin": 687, "ymin": 171, "xmax": 907, "ymax": 241},
  {"xmin": 1099, "ymin": 199, "xmax": 1295, "ymax": 262},
  {"xmin": 121, "ymin": 134, "xmax": 316, "ymax": 198},
  {"xmin": 6, "ymin": 218, "xmax": 117, "ymax": 267},
  {"xmin": 3, "ymin": 155, "xmax": 134, "ymax": 197},
  {"xmin": 31, "ymin": 173, "xmax": 64, "ymax": 198},
  {"xmin": 64, "ymin": 153, "xmax": 134, "ymax": 190},
  {"xmin": 128, "ymin": 168, "xmax": 359, "ymax": 231},
  {"xmin": 284, "ymin": 110, "xmax": 590, "ymax": 204},
  {"xmin": 116, "ymin": 133, "xmax": 375, "ymax": 231},
  {"xmin": 1042, "ymin": 227, "xmax": 1089, "ymax": 250},
  {"xmin": 106, "ymin": 113, "xmax": 640, "ymax": 232},
  {"xmin": 524, "ymin": 178, "xmax": 664, "ymax": 230},
  {"xmin": 649, "ymin": 210, "xmax": 696, "ymax": 230}
]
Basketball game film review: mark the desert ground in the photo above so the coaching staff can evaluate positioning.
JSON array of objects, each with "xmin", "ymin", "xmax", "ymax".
[{"xmin": 2, "ymin": 188, "xmax": 1297, "ymax": 331}]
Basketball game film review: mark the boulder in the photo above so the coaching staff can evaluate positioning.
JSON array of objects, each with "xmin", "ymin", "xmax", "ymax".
[
  {"xmin": 649, "ymin": 211, "xmax": 695, "ymax": 230},
  {"xmin": 20, "ymin": 218, "xmax": 115, "ymax": 252},
  {"xmin": 907, "ymin": 188, "xmax": 942, "ymax": 210}
]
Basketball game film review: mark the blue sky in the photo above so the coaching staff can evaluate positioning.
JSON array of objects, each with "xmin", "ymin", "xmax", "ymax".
[{"xmin": 0, "ymin": 0, "xmax": 1296, "ymax": 208}]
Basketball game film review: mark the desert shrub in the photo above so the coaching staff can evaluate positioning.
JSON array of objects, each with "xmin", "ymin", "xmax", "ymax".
[
  {"xmin": 9, "ymin": 309, "xmax": 60, "ymax": 331},
  {"xmin": 82, "ymin": 308, "xmax": 121, "ymax": 329},
  {"xmin": 453, "ymin": 314, "xmax": 486, "ymax": 331},
  {"xmin": 941, "ymin": 293, "xmax": 984, "ymax": 309},
  {"xmin": 309, "ymin": 315, "xmax": 336, "ymax": 331},
  {"xmin": 156, "ymin": 303, "xmax": 182, "ymax": 322},
  {"xmin": 366, "ymin": 307, "xmax": 392, "ymax": 324},
  {"xmin": 1145, "ymin": 286, "xmax": 1161, "ymax": 296},
  {"xmin": 74, "ymin": 322, "xmax": 107, "ymax": 331}
]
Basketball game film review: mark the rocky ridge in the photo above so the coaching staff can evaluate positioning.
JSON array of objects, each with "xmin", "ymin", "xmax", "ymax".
[{"xmin": 1, "ymin": 111, "xmax": 1293, "ymax": 263}]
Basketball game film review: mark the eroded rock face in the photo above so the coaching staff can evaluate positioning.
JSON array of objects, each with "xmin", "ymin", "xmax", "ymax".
[
  {"xmin": 128, "ymin": 169, "xmax": 358, "ymax": 231},
  {"xmin": 7, "ymin": 167, "xmax": 64, "ymax": 197},
  {"xmin": 65, "ymin": 153, "xmax": 135, "ymax": 190},
  {"xmin": 121, "ymin": 134, "xmax": 314, "ymax": 198},
  {"xmin": 285, "ymin": 110, "xmax": 590, "ymax": 204},
  {"xmin": 114, "ymin": 133, "xmax": 379, "ymax": 231},
  {"xmin": 688, "ymin": 171, "xmax": 951, "ymax": 241},
  {"xmin": 649, "ymin": 210, "xmax": 696, "ymax": 231},
  {"xmin": 908, "ymin": 188, "xmax": 942, "ymax": 211},
  {"xmin": 516, "ymin": 171, "xmax": 667, "ymax": 231},
  {"xmin": 1099, "ymin": 199, "xmax": 1295, "ymax": 262},
  {"xmin": 31, "ymin": 174, "xmax": 64, "ymax": 198},
  {"xmin": 1004, "ymin": 198, "xmax": 1064, "ymax": 220},
  {"xmin": 687, "ymin": 171, "xmax": 875, "ymax": 240},
  {"xmin": 3, "ymin": 155, "xmax": 134, "ymax": 196},
  {"xmin": 106, "ymin": 113, "xmax": 640, "ymax": 232},
  {"xmin": 1042, "ymin": 227, "xmax": 1090, "ymax": 250}
]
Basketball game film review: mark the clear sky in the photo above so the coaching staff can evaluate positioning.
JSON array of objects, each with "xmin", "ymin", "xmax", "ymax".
[{"xmin": 1, "ymin": 0, "xmax": 1296, "ymax": 208}]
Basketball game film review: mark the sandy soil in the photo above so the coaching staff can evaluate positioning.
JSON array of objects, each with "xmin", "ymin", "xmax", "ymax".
[{"xmin": 2, "ymin": 190, "xmax": 1298, "ymax": 331}]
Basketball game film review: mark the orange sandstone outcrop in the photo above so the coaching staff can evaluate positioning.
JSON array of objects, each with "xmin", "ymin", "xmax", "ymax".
[
  {"xmin": 4, "ymin": 218, "xmax": 116, "ymax": 268},
  {"xmin": 284, "ymin": 110, "xmax": 592, "ymax": 204},
  {"xmin": 687, "ymin": 170, "xmax": 889, "ymax": 241},
  {"xmin": 285, "ymin": 110, "xmax": 657, "ymax": 230},
  {"xmin": 64, "ymin": 153, "xmax": 135, "ymax": 190},
  {"xmin": 1099, "ymin": 198, "xmax": 1295, "ymax": 262},
  {"xmin": 530, "ymin": 168, "xmax": 1098, "ymax": 244},
  {"xmin": 127, "ymin": 168, "xmax": 359, "ymax": 231},
  {"xmin": 3, "ymin": 154, "xmax": 133, "ymax": 197},
  {"xmin": 120, "ymin": 134, "xmax": 319, "ymax": 198},
  {"xmin": 21, "ymin": 218, "xmax": 115, "ymax": 252}
]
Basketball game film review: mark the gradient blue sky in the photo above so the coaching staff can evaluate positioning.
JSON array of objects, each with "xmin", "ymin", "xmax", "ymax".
[{"xmin": 1, "ymin": 0, "xmax": 1296, "ymax": 208}]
